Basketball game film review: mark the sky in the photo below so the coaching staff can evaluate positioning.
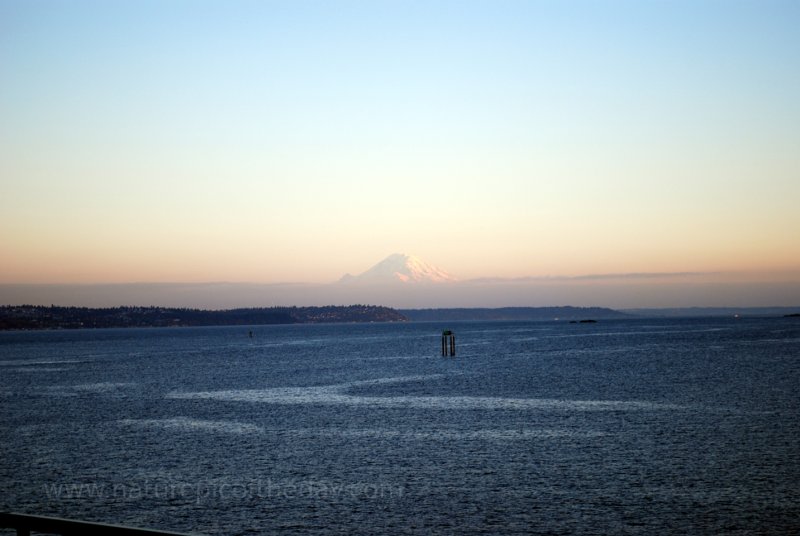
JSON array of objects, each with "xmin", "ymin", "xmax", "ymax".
[{"xmin": 1, "ymin": 0, "xmax": 799, "ymax": 307}]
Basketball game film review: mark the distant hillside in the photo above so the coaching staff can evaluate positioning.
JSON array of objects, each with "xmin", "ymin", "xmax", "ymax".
[
  {"xmin": 400, "ymin": 306, "xmax": 628, "ymax": 322},
  {"xmin": 623, "ymin": 307, "xmax": 800, "ymax": 318},
  {"xmin": 0, "ymin": 305, "xmax": 407, "ymax": 330}
]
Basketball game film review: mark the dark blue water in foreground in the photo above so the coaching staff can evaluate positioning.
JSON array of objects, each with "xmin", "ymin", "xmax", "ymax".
[{"xmin": 1, "ymin": 317, "xmax": 800, "ymax": 535}]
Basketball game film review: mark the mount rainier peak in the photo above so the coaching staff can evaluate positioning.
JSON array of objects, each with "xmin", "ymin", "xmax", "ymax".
[{"xmin": 339, "ymin": 254, "xmax": 456, "ymax": 284}]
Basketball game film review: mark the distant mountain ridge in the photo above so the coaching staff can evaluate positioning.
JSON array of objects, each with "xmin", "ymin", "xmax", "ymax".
[{"xmin": 340, "ymin": 253, "xmax": 456, "ymax": 284}]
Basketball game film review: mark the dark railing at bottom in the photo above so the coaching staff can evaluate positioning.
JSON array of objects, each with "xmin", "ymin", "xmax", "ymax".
[{"xmin": 0, "ymin": 512, "xmax": 191, "ymax": 536}]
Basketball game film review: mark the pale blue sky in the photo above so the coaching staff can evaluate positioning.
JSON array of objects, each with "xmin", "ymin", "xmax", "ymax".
[{"xmin": 2, "ymin": 0, "xmax": 799, "ymax": 289}]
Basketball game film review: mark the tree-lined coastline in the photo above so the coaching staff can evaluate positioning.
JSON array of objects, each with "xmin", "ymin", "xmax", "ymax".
[{"xmin": 0, "ymin": 305, "xmax": 406, "ymax": 330}]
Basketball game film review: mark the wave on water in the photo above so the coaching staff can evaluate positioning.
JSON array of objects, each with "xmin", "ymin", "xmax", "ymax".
[
  {"xmin": 115, "ymin": 420, "xmax": 603, "ymax": 440},
  {"xmin": 0, "ymin": 359, "xmax": 88, "ymax": 367},
  {"xmin": 39, "ymin": 382, "xmax": 136, "ymax": 397},
  {"xmin": 8, "ymin": 367, "xmax": 71, "ymax": 373},
  {"xmin": 288, "ymin": 428, "xmax": 608, "ymax": 440},
  {"xmin": 167, "ymin": 375, "xmax": 686, "ymax": 412},
  {"xmin": 118, "ymin": 417, "xmax": 263, "ymax": 434},
  {"xmin": 71, "ymin": 382, "xmax": 136, "ymax": 392},
  {"xmin": 540, "ymin": 327, "xmax": 732, "ymax": 340}
]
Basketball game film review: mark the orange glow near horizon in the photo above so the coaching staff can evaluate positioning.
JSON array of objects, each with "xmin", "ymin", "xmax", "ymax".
[{"xmin": 2, "ymin": 1, "xmax": 799, "ymax": 306}]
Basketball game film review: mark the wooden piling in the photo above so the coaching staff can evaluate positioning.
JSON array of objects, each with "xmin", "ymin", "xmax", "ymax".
[{"xmin": 442, "ymin": 330, "xmax": 455, "ymax": 357}]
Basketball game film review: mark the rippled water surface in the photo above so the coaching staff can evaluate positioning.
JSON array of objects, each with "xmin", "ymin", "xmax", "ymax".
[{"xmin": 2, "ymin": 318, "xmax": 800, "ymax": 534}]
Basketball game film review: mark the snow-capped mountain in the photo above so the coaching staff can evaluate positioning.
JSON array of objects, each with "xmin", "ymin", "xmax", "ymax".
[{"xmin": 339, "ymin": 254, "xmax": 457, "ymax": 284}]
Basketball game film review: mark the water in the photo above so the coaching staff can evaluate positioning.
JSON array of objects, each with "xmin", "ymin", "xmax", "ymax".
[{"xmin": 1, "ymin": 318, "xmax": 799, "ymax": 534}]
